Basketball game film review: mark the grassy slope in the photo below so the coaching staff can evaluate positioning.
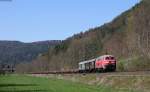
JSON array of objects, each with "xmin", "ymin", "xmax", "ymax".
[
  {"xmin": 0, "ymin": 75, "xmax": 139, "ymax": 92},
  {"xmin": 47, "ymin": 73, "xmax": 150, "ymax": 92}
]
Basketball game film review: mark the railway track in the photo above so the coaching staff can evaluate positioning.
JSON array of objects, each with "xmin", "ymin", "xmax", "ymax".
[{"xmin": 30, "ymin": 71, "xmax": 150, "ymax": 76}]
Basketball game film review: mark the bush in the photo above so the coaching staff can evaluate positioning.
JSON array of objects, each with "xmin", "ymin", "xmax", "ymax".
[{"xmin": 117, "ymin": 56, "xmax": 150, "ymax": 72}]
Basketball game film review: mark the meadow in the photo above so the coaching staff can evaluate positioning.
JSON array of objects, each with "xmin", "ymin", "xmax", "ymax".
[{"xmin": 0, "ymin": 74, "xmax": 139, "ymax": 92}]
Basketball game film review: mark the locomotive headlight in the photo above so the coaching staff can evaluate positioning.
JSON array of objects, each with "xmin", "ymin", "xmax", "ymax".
[{"xmin": 104, "ymin": 61, "xmax": 109, "ymax": 64}]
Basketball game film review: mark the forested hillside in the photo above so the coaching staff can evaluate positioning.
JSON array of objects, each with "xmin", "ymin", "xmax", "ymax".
[
  {"xmin": 0, "ymin": 40, "xmax": 60, "ymax": 66},
  {"xmin": 16, "ymin": 0, "xmax": 150, "ymax": 73}
]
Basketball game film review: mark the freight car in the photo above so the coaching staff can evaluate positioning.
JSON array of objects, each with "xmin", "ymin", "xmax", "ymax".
[{"xmin": 79, "ymin": 55, "xmax": 116, "ymax": 73}]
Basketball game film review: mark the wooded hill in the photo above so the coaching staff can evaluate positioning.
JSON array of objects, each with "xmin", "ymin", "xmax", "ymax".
[
  {"xmin": 16, "ymin": 0, "xmax": 150, "ymax": 73},
  {"xmin": 0, "ymin": 40, "xmax": 60, "ymax": 66}
]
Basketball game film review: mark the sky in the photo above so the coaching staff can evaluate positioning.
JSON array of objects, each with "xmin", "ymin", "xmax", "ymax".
[{"xmin": 0, "ymin": 0, "xmax": 140, "ymax": 42}]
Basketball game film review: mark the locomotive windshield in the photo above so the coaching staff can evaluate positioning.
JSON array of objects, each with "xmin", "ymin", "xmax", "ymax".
[{"xmin": 105, "ymin": 56, "xmax": 115, "ymax": 60}]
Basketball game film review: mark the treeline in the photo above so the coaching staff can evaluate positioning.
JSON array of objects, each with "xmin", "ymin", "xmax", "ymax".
[
  {"xmin": 16, "ymin": 0, "xmax": 150, "ymax": 73},
  {"xmin": 0, "ymin": 40, "xmax": 61, "ymax": 66}
]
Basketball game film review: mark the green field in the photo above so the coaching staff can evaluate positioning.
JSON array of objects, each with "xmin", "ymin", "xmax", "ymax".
[{"xmin": 0, "ymin": 75, "xmax": 138, "ymax": 92}]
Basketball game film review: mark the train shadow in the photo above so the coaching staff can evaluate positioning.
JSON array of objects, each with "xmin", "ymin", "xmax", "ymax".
[
  {"xmin": 0, "ymin": 84, "xmax": 48, "ymax": 92},
  {"xmin": 0, "ymin": 90, "xmax": 48, "ymax": 92},
  {"xmin": 0, "ymin": 84, "xmax": 37, "ymax": 87}
]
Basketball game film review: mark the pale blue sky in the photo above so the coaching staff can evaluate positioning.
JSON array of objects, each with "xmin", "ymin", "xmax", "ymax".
[{"xmin": 0, "ymin": 0, "xmax": 140, "ymax": 42}]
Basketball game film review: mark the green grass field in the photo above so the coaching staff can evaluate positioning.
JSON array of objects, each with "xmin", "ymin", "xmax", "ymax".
[{"xmin": 0, "ymin": 75, "xmax": 138, "ymax": 92}]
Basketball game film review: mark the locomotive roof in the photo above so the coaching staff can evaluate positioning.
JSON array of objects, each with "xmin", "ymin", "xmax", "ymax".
[
  {"xmin": 79, "ymin": 55, "xmax": 115, "ymax": 65},
  {"xmin": 97, "ymin": 55, "xmax": 114, "ymax": 59}
]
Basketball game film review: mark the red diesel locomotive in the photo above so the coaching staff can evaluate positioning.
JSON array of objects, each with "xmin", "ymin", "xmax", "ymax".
[{"xmin": 79, "ymin": 55, "xmax": 116, "ymax": 73}]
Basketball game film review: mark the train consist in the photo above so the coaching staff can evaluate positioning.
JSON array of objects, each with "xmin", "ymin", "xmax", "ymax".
[
  {"xmin": 79, "ymin": 55, "xmax": 116, "ymax": 73},
  {"xmin": 31, "ymin": 55, "xmax": 116, "ymax": 74}
]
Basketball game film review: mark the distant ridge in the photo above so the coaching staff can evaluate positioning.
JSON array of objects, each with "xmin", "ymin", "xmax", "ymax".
[{"xmin": 0, "ymin": 40, "xmax": 61, "ymax": 66}]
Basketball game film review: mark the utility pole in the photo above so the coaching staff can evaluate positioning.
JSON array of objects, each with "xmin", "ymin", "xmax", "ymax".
[{"xmin": 48, "ymin": 44, "xmax": 50, "ymax": 62}]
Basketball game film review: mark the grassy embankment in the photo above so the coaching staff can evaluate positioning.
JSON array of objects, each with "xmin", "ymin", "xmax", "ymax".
[
  {"xmin": 47, "ymin": 73, "xmax": 150, "ymax": 92},
  {"xmin": 0, "ymin": 74, "xmax": 141, "ymax": 92}
]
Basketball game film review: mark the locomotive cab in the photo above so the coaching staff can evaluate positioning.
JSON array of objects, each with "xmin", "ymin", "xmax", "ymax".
[{"xmin": 95, "ymin": 55, "xmax": 116, "ymax": 72}]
